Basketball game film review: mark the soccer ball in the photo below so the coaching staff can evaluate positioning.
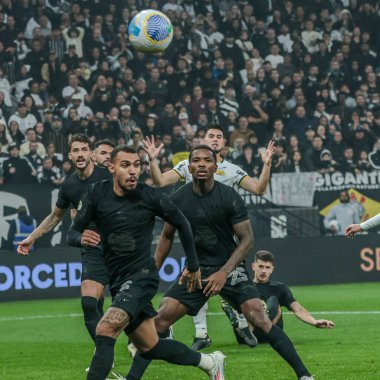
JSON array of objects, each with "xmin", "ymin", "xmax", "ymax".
[{"xmin": 128, "ymin": 10, "xmax": 173, "ymax": 53}]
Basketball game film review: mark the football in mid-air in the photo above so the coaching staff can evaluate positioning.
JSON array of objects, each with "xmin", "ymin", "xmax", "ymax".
[{"xmin": 128, "ymin": 10, "xmax": 173, "ymax": 53}]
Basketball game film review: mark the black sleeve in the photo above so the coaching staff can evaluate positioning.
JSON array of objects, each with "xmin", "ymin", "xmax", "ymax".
[
  {"xmin": 56, "ymin": 182, "xmax": 71, "ymax": 210},
  {"xmin": 227, "ymin": 188, "xmax": 249, "ymax": 225},
  {"xmin": 278, "ymin": 284, "xmax": 296, "ymax": 310},
  {"xmin": 66, "ymin": 185, "xmax": 96, "ymax": 247},
  {"xmin": 153, "ymin": 190, "xmax": 199, "ymax": 272}
]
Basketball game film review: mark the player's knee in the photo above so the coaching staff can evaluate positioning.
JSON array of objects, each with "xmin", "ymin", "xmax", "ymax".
[{"xmin": 154, "ymin": 316, "xmax": 171, "ymax": 334}]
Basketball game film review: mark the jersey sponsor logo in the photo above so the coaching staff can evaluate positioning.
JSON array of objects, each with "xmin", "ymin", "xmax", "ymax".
[
  {"xmin": 216, "ymin": 169, "xmax": 225, "ymax": 176},
  {"xmin": 120, "ymin": 280, "xmax": 132, "ymax": 291},
  {"xmin": 236, "ymin": 169, "xmax": 246, "ymax": 177},
  {"xmin": 228, "ymin": 266, "xmax": 248, "ymax": 286}
]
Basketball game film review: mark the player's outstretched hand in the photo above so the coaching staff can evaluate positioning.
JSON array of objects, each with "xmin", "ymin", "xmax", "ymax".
[
  {"xmin": 179, "ymin": 268, "xmax": 202, "ymax": 293},
  {"xmin": 260, "ymin": 140, "xmax": 276, "ymax": 165},
  {"xmin": 17, "ymin": 236, "xmax": 35, "ymax": 255},
  {"xmin": 345, "ymin": 223, "xmax": 362, "ymax": 238},
  {"xmin": 314, "ymin": 319, "xmax": 335, "ymax": 328},
  {"xmin": 143, "ymin": 135, "xmax": 164, "ymax": 161},
  {"xmin": 81, "ymin": 229, "xmax": 101, "ymax": 247},
  {"xmin": 203, "ymin": 271, "xmax": 228, "ymax": 297}
]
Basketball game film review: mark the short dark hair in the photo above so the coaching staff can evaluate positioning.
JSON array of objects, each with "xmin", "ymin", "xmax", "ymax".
[
  {"xmin": 68, "ymin": 134, "xmax": 92, "ymax": 151},
  {"xmin": 255, "ymin": 250, "xmax": 275, "ymax": 264},
  {"xmin": 94, "ymin": 139, "xmax": 115, "ymax": 149},
  {"xmin": 189, "ymin": 144, "xmax": 217, "ymax": 163},
  {"xmin": 205, "ymin": 124, "xmax": 225, "ymax": 137},
  {"xmin": 111, "ymin": 145, "xmax": 138, "ymax": 162}
]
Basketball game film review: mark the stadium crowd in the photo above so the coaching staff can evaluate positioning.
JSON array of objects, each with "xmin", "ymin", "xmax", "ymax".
[{"xmin": 0, "ymin": 0, "xmax": 380, "ymax": 186}]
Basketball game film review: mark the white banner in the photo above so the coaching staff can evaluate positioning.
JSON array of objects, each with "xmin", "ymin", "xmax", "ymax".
[{"xmin": 271, "ymin": 172, "xmax": 317, "ymax": 207}]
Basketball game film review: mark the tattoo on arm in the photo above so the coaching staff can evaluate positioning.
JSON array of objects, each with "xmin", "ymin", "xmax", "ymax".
[{"xmin": 32, "ymin": 208, "xmax": 66, "ymax": 239}]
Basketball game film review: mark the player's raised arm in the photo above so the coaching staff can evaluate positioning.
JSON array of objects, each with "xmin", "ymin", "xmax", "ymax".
[
  {"xmin": 17, "ymin": 206, "xmax": 67, "ymax": 255},
  {"xmin": 144, "ymin": 135, "xmax": 179, "ymax": 187},
  {"xmin": 240, "ymin": 140, "xmax": 275, "ymax": 195}
]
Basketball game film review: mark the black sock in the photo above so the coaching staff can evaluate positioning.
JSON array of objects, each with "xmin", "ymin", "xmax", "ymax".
[
  {"xmin": 97, "ymin": 298, "xmax": 105, "ymax": 318},
  {"xmin": 127, "ymin": 338, "xmax": 201, "ymax": 380},
  {"xmin": 266, "ymin": 325, "xmax": 311, "ymax": 378},
  {"xmin": 81, "ymin": 296, "xmax": 101, "ymax": 341},
  {"xmin": 87, "ymin": 335, "xmax": 116, "ymax": 380}
]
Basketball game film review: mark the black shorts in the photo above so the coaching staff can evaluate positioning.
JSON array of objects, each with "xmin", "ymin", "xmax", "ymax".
[
  {"xmin": 111, "ymin": 263, "xmax": 159, "ymax": 334},
  {"xmin": 165, "ymin": 265, "xmax": 260, "ymax": 316},
  {"xmin": 81, "ymin": 245, "xmax": 109, "ymax": 286}
]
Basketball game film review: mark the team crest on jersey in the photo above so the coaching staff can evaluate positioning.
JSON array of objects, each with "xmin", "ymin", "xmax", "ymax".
[{"xmin": 216, "ymin": 169, "xmax": 225, "ymax": 176}]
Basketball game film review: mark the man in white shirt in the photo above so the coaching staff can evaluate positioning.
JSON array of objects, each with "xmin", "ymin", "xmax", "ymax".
[
  {"xmin": 265, "ymin": 44, "xmax": 284, "ymax": 69},
  {"xmin": 62, "ymin": 72, "xmax": 88, "ymax": 102},
  {"xmin": 8, "ymin": 103, "xmax": 37, "ymax": 136}
]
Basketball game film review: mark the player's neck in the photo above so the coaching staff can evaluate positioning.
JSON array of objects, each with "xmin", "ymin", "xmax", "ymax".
[
  {"xmin": 76, "ymin": 162, "xmax": 95, "ymax": 180},
  {"xmin": 192, "ymin": 179, "xmax": 215, "ymax": 195},
  {"xmin": 217, "ymin": 153, "xmax": 223, "ymax": 162}
]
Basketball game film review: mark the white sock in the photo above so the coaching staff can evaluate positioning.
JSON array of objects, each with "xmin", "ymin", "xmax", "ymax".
[
  {"xmin": 237, "ymin": 313, "xmax": 248, "ymax": 329},
  {"xmin": 198, "ymin": 353, "xmax": 214, "ymax": 371},
  {"xmin": 193, "ymin": 302, "xmax": 208, "ymax": 338}
]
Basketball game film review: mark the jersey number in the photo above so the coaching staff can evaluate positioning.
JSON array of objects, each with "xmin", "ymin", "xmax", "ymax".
[{"xmin": 228, "ymin": 266, "xmax": 248, "ymax": 286}]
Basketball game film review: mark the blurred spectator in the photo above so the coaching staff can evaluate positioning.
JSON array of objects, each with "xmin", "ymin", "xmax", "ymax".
[
  {"xmin": 304, "ymin": 135, "xmax": 324, "ymax": 171},
  {"xmin": 6, "ymin": 206, "xmax": 36, "ymax": 253},
  {"xmin": 37, "ymin": 156, "xmax": 62, "ymax": 186},
  {"xmin": 19, "ymin": 128, "xmax": 46, "ymax": 157},
  {"xmin": 324, "ymin": 190, "xmax": 361, "ymax": 236},
  {"xmin": 2, "ymin": 143, "xmax": 36, "ymax": 184}
]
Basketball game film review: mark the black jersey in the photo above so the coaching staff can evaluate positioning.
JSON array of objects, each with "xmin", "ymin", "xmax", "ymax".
[
  {"xmin": 67, "ymin": 180, "xmax": 198, "ymax": 291},
  {"xmin": 255, "ymin": 281, "xmax": 296, "ymax": 310},
  {"xmin": 56, "ymin": 165, "xmax": 111, "ymax": 210},
  {"xmin": 171, "ymin": 181, "xmax": 249, "ymax": 267}
]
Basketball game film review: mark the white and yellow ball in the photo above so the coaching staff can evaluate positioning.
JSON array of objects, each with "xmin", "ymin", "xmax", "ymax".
[{"xmin": 128, "ymin": 10, "xmax": 173, "ymax": 53}]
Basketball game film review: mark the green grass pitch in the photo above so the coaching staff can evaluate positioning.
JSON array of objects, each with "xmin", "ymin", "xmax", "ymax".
[{"xmin": 0, "ymin": 283, "xmax": 379, "ymax": 380}]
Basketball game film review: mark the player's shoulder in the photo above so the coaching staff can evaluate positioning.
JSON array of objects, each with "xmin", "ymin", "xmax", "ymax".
[
  {"xmin": 268, "ymin": 280, "xmax": 289, "ymax": 289},
  {"xmin": 173, "ymin": 159, "xmax": 189, "ymax": 171},
  {"xmin": 61, "ymin": 170, "xmax": 78, "ymax": 186},
  {"xmin": 92, "ymin": 165, "xmax": 112, "ymax": 181},
  {"xmin": 214, "ymin": 181, "xmax": 240, "ymax": 196},
  {"xmin": 172, "ymin": 182, "xmax": 192, "ymax": 199}
]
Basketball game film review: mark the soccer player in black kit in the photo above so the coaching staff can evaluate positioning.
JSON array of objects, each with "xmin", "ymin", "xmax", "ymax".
[
  {"xmin": 223, "ymin": 250, "xmax": 335, "ymax": 344},
  {"xmin": 17, "ymin": 134, "xmax": 111, "ymax": 344},
  {"xmin": 125, "ymin": 145, "xmax": 315, "ymax": 380},
  {"xmin": 67, "ymin": 145, "xmax": 226, "ymax": 380}
]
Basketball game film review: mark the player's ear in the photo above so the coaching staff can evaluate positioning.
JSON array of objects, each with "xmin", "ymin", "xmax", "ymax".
[
  {"xmin": 108, "ymin": 162, "xmax": 115, "ymax": 174},
  {"xmin": 68, "ymin": 151, "xmax": 72, "ymax": 160}
]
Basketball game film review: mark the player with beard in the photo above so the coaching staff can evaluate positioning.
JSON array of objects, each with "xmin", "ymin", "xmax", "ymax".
[
  {"xmin": 67, "ymin": 145, "xmax": 226, "ymax": 380},
  {"xmin": 93, "ymin": 139, "xmax": 115, "ymax": 168},
  {"xmin": 143, "ymin": 124, "xmax": 275, "ymax": 349},
  {"xmin": 124, "ymin": 145, "xmax": 314, "ymax": 380},
  {"xmin": 17, "ymin": 134, "xmax": 111, "ymax": 352}
]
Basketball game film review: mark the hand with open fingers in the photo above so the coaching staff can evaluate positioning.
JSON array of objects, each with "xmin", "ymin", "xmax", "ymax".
[
  {"xmin": 17, "ymin": 236, "xmax": 35, "ymax": 255},
  {"xmin": 179, "ymin": 268, "xmax": 202, "ymax": 293},
  {"xmin": 80, "ymin": 229, "xmax": 101, "ymax": 247},
  {"xmin": 203, "ymin": 271, "xmax": 228, "ymax": 297},
  {"xmin": 345, "ymin": 224, "xmax": 362, "ymax": 238},
  {"xmin": 314, "ymin": 319, "xmax": 335, "ymax": 328},
  {"xmin": 261, "ymin": 140, "xmax": 276, "ymax": 165},
  {"xmin": 143, "ymin": 135, "xmax": 164, "ymax": 161}
]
